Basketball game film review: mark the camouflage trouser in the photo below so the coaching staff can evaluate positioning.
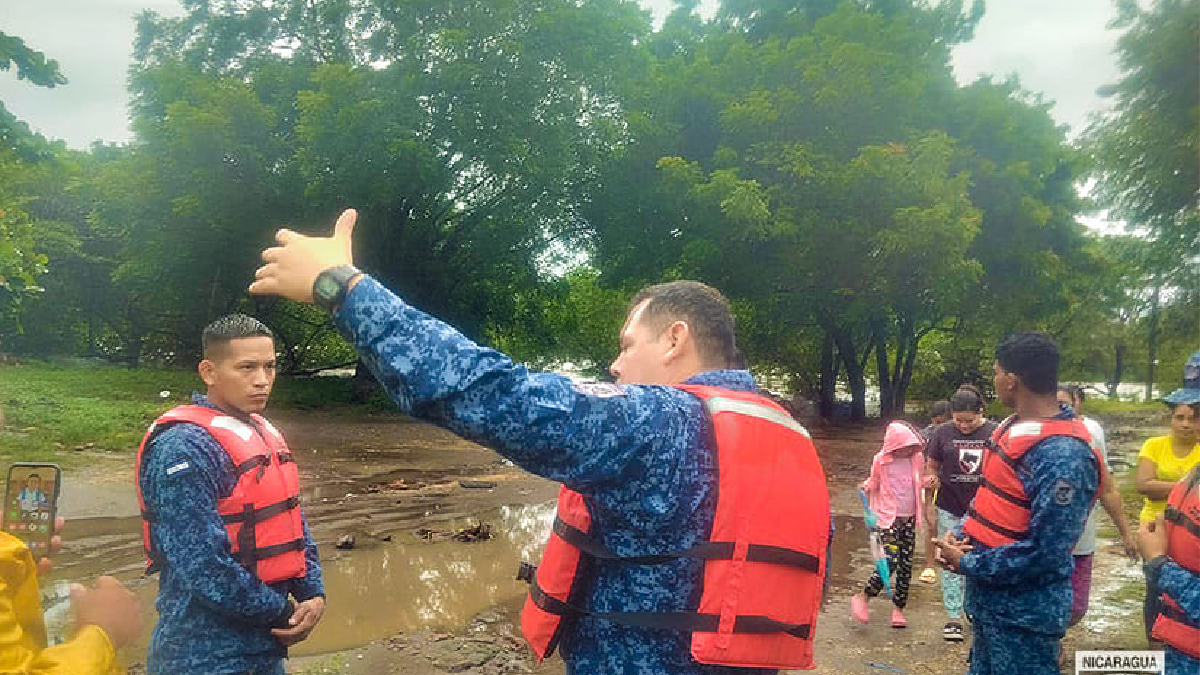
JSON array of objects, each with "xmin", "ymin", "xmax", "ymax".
[{"xmin": 967, "ymin": 621, "xmax": 1060, "ymax": 675}]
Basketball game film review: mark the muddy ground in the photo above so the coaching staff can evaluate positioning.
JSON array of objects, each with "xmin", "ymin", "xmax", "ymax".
[{"xmin": 45, "ymin": 407, "xmax": 1159, "ymax": 675}]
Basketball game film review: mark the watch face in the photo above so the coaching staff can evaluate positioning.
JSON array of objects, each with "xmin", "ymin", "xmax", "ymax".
[{"xmin": 314, "ymin": 275, "xmax": 339, "ymax": 303}]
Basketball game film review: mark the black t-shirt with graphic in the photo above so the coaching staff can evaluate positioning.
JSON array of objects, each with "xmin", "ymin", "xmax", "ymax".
[{"xmin": 926, "ymin": 419, "xmax": 998, "ymax": 517}]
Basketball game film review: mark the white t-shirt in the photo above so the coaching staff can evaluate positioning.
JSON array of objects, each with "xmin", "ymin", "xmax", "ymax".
[{"xmin": 1073, "ymin": 416, "xmax": 1107, "ymax": 555}]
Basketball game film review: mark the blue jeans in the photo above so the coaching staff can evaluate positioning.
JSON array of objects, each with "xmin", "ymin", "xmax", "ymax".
[{"xmin": 938, "ymin": 508, "xmax": 966, "ymax": 619}]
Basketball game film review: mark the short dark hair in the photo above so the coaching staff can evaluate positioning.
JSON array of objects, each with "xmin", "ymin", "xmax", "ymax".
[
  {"xmin": 950, "ymin": 384, "xmax": 985, "ymax": 412},
  {"xmin": 995, "ymin": 332, "xmax": 1059, "ymax": 395},
  {"xmin": 202, "ymin": 314, "xmax": 274, "ymax": 359},
  {"xmin": 929, "ymin": 400, "xmax": 951, "ymax": 418},
  {"xmin": 628, "ymin": 281, "xmax": 738, "ymax": 369}
]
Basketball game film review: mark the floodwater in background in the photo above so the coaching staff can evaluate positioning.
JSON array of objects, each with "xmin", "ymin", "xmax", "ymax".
[
  {"xmin": 45, "ymin": 502, "xmax": 559, "ymax": 660},
  {"xmin": 297, "ymin": 501, "xmax": 556, "ymax": 655}
]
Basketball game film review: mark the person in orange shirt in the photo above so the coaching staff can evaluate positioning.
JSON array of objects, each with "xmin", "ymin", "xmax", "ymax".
[{"xmin": 0, "ymin": 517, "xmax": 143, "ymax": 674}]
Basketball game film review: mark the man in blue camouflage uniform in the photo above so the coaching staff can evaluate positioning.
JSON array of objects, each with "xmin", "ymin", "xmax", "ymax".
[
  {"xmin": 935, "ymin": 332, "xmax": 1099, "ymax": 675},
  {"xmin": 1139, "ymin": 477, "xmax": 1200, "ymax": 675},
  {"xmin": 139, "ymin": 315, "xmax": 325, "ymax": 675},
  {"xmin": 248, "ymin": 209, "xmax": 826, "ymax": 674}
]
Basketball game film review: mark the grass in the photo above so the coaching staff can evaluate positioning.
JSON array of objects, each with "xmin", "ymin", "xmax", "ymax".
[{"xmin": 0, "ymin": 362, "xmax": 390, "ymax": 464}]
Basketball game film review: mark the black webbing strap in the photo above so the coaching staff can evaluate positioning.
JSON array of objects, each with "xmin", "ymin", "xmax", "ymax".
[
  {"xmin": 247, "ymin": 537, "xmax": 306, "ymax": 561},
  {"xmin": 530, "ymin": 577, "xmax": 811, "ymax": 639},
  {"xmin": 277, "ymin": 451, "xmax": 295, "ymax": 464},
  {"xmin": 552, "ymin": 519, "xmax": 820, "ymax": 573},
  {"xmin": 965, "ymin": 506, "xmax": 1028, "ymax": 542},
  {"xmin": 222, "ymin": 496, "xmax": 301, "ymax": 524},
  {"xmin": 1159, "ymin": 599, "xmax": 1200, "ymax": 629},
  {"xmin": 235, "ymin": 455, "xmax": 270, "ymax": 477},
  {"xmin": 236, "ymin": 503, "xmax": 258, "ymax": 569},
  {"xmin": 979, "ymin": 477, "xmax": 1031, "ymax": 509},
  {"xmin": 1164, "ymin": 506, "xmax": 1200, "ymax": 540}
]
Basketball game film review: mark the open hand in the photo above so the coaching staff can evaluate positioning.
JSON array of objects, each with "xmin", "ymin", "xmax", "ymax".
[
  {"xmin": 71, "ymin": 576, "xmax": 144, "ymax": 648},
  {"xmin": 271, "ymin": 596, "xmax": 326, "ymax": 646},
  {"xmin": 249, "ymin": 209, "xmax": 357, "ymax": 303}
]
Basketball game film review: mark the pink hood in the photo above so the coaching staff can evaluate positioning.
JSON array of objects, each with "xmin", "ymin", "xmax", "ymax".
[{"xmin": 864, "ymin": 421, "xmax": 926, "ymax": 530}]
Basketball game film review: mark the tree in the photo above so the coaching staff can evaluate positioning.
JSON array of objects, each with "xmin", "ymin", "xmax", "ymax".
[
  {"xmin": 1085, "ymin": 0, "xmax": 1200, "ymax": 396},
  {"xmin": 584, "ymin": 1, "xmax": 1087, "ymax": 418},
  {"xmin": 0, "ymin": 31, "xmax": 66, "ymax": 159}
]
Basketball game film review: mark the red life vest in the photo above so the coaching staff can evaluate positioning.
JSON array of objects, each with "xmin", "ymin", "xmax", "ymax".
[
  {"xmin": 135, "ymin": 405, "xmax": 307, "ymax": 584},
  {"xmin": 519, "ymin": 385, "xmax": 830, "ymax": 670},
  {"xmin": 962, "ymin": 415, "xmax": 1099, "ymax": 548},
  {"xmin": 1152, "ymin": 467, "xmax": 1200, "ymax": 658}
]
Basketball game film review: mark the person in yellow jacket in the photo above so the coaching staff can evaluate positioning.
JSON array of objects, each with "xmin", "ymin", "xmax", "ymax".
[{"xmin": 0, "ymin": 522, "xmax": 143, "ymax": 673}]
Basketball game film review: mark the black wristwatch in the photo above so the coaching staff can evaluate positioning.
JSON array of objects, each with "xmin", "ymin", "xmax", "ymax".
[{"xmin": 312, "ymin": 264, "xmax": 362, "ymax": 312}]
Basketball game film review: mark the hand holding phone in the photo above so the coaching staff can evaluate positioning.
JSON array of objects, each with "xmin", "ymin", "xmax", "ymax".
[{"xmin": 3, "ymin": 463, "xmax": 61, "ymax": 562}]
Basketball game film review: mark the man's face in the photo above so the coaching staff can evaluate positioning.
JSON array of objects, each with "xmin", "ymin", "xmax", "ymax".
[
  {"xmin": 200, "ymin": 336, "xmax": 277, "ymax": 415},
  {"xmin": 609, "ymin": 301, "xmax": 672, "ymax": 385},
  {"xmin": 992, "ymin": 361, "xmax": 1017, "ymax": 408}
]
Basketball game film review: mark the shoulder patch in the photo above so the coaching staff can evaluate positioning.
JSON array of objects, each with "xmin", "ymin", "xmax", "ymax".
[
  {"xmin": 572, "ymin": 382, "xmax": 627, "ymax": 398},
  {"xmin": 166, "ymin": 461, "xmax": 191, "ymax": 476},
  {"xmin": 1009, "ymin": 421, "xmax": 1044, "ymax": 438},
  {"xmin": 1053, "ymin": 479, "xmax": 1075, "ymax": 505}
]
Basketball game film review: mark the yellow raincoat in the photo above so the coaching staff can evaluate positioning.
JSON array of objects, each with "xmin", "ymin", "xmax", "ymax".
[{"xmin": 0, "ymin": 532, "xmax": 123, "ymax": 674}]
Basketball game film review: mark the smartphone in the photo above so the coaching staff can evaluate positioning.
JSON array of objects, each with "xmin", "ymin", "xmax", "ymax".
[{"xmin": 2, "ymin": 463, "xmax": 61, "ymax": 556}]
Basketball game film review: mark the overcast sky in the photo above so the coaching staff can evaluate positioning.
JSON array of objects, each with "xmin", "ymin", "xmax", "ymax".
[{"xmin": 1, "ymin": 0, "xmax": 1121, "ymax": 149}]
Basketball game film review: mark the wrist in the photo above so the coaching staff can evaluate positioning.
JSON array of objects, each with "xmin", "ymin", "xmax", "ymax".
[{"xmin": 312, "ymin": 265, "xmax": 363, "ymax": 312}]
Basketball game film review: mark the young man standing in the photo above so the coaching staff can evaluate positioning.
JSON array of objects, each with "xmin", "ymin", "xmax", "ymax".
[
  {"xmin": 248, "ymin": 210, "xmax": 830, "ymax": 675},
  {"xmin": 136, "ymin": 315, "xmax": 325, "ymax": 675},
  {"xmin": 935, "ymin": 332, "xmax": 1102, "ymax": 675}
]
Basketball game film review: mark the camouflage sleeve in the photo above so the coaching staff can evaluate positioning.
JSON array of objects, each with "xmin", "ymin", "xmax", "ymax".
[
  {"xmin": 288, "ymin": 515, "xmax": 324, "ymax": 602},
  {"xmin": 333, "ymin": 276, "xmax": 700, "ymax": 493},
  {"xmin": 958, "ymin": 436, "xmax": 1099, "ymax": 585},
  {"xmin": 142, "ymin": 425, "xmax": 293, "ymax": 625},
  {"xmin": 1158, "ymin": 560, "xmax": 1200, "ymax": 623}
]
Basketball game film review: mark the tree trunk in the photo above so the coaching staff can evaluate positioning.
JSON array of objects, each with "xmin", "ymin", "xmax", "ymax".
[
  {"xmin": 819, "ymin": 329, "xmax": 837, "ymax": 419},
  {"xmin": 895, "ymin": 330, "xmax": 920, "ymax": 415},
  {"xmin": 872, "ymin": 318, "xmax": 894, "ymax": 418},
  {"xmin": 835, "ymin": 328, "xmax": 867, "ymax": 421},
  {"xmin": 1108, "ymin": 343, "xmax": 1126, "ymax": 398},
  {"xmin": 1146, "ymin": 281, "xmax": 1161, "ymax": 402}
]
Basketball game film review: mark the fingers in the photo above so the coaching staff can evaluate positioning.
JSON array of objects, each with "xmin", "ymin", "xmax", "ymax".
[
  {"xmin": 261, "ymin": 246, "xmax": 283, "ymax": 264},
  {"xmin": 53, "ymin": 516, "xmax": 65, "ymax": 535},
  {"xmin": 37, "ymin": 557, "xmax": 52, "ymax": 575},
  {"xmin": 275, "ymin": 228, "xmax": 299, "ymax": 245}
]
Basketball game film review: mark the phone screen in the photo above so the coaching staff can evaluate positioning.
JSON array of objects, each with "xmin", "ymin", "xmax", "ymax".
[{"xmin": 2, "ymin": 464, "xmax": 60, "ymax": 556}]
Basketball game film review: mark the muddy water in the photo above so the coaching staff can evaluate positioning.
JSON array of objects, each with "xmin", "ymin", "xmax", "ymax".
[
  {"xmin": 45, "ymin": 502, "xmax": 558, "ymax": 662},
  {"xmin": 298, "ymin": 502, "xmax": 555, "ymax": 655}
]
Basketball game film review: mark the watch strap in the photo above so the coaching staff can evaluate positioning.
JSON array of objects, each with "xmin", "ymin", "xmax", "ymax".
[{"xmin": 313, "ymin": 264, "xmax": 362, "ymax": 312}]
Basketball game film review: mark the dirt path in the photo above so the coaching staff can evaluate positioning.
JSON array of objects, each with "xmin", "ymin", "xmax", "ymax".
[{"xmin": 43, "ymin": 409, "xmax": 1154, "ymax": 675}]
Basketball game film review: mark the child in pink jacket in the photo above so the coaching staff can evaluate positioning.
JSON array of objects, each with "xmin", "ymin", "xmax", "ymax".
[{"xmin": 851, "ymin": 421, "xmax": 925, "ymax": 627}]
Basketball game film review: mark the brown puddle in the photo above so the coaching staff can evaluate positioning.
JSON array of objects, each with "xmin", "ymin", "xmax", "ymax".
[{"xmin": 43, "ymin": 502, "xmax": 558, "ymax": 661}]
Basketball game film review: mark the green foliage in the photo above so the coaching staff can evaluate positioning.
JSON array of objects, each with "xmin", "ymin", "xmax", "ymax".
[
  {"xmin": 1086, "ymin": 0, "xmax": 1199, "ymax": 263},
  {"xmin": 0, "ymin": 363, "xmax": 388, "ymax": 460},
  {"xmin": 0, "ymin": 31, "xmax": 67, "ymax": 160}
]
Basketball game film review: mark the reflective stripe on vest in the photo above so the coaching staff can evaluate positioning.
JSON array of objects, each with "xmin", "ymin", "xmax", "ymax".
[
  {"xmin": 962, "ymin": 415, "xmax": 1098, "ymax": 548},
  {"xmin": 1151, "ymin": 468, "xmax": 1200, "ymax": 657},
  {"xmin": 135, "ymin": 405, "xmax": 307, "ymax": 584},
  {"xmin": 519, "ymin": 385, "xmax": 830, "ymax": 670}
]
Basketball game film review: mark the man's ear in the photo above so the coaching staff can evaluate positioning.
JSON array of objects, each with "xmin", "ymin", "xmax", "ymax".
[
  {"xmin": 199, "ymin": 359, "xmax": 217, "ymax": 387},
  {"xmin": 663, "ymin": 320, "xmax": 691, "ymax": 362}
]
